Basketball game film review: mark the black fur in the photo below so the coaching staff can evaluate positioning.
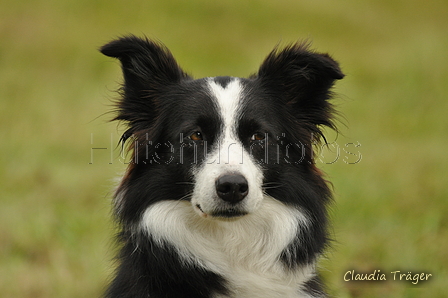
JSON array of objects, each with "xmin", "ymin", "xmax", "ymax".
[{"xmin": 100, "ymin": 35, "xmax": 343, "ymax": 298}]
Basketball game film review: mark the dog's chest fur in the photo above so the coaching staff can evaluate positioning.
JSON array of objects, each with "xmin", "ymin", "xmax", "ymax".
[{"xmin": 141, "ymin": 199, "xmax": 315, "ymax": 298}]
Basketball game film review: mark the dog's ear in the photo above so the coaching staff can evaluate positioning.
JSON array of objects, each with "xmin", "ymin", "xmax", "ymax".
[
  {"xmin": 100, "ymin": 36, "xmax": 190, "ymax": 130},
  {"xmin": 256, "ymin": 42, "xmax": 344, "ymax": 133}
]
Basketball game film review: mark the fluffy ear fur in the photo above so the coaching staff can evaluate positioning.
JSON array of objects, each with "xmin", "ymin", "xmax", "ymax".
[
  {"xmin": 100, "ymin": 36, "xmax": 190, "ymax": 138},
  {"xmin": 255, "ymin": 42, "xmax": 344, "ymax": 138}
]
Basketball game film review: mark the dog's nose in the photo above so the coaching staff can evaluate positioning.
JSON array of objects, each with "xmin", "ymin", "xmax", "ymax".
[{"xmin": 215, "ymin": 174, "xmax": 249, "ymax": 204}]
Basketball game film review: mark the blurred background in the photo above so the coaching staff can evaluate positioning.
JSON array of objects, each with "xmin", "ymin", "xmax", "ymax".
[{"xmin": 1, "ymin": 0, "xmax": 447, "ymax": 297}]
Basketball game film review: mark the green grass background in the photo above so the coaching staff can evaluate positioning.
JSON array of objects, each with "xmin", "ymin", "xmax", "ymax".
[{"xmin": 1, "ymin": 0, "xmax": 447, "ymax": 297}]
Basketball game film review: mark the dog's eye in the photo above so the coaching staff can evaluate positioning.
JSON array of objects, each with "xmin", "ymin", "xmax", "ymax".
[
  {"xmin": 189, "ymin": 131, "xmax": 203, "ymax": 141},
  {"xmin": 250, "ymin": 132, "xmax": 266, "ymax": 141}
]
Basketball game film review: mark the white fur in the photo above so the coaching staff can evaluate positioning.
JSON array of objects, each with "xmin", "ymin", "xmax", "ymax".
[
  {"xmin": 139, "ymin": 78, "xmax": 317, "ymax": 297},
  {"xmin": 140, "ymin": 197, "xmax": 314, "ymax": 298},
  {"xmin": 191, "ymin": 79, "xmax": 264, "ymax": 217}
]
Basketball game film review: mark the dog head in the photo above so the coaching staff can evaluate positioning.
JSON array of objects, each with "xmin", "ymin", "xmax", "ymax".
[{"xmin": 101, "ymin": 36, "xmax": 343, "ymax": 223}]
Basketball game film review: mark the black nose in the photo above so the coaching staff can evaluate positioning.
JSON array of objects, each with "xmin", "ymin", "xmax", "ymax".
[{"xmin": 215, "ymin": 174, "xmax": 249, "ymax": 204}]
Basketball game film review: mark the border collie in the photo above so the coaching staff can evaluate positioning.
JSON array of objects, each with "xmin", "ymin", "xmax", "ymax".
[{"xmin": 100, "ymin": 35, "xmax": 343, "ymax": 298}]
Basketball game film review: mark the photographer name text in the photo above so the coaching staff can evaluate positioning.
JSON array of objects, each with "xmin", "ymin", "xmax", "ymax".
[{"xmin": 344, "ymin": 270, "xmax": 432, "ymax": 285}]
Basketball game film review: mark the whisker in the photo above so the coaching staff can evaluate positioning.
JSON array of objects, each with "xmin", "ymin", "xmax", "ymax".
[
  {"xmin": 177, "ymin": 193, "xmax": 193, "ymax": 201},
  {"xmin": 175, "ymin": 181, "xmax": 195, "ymax": 185},
  {"xmin": 262, "ymin": 182, "xmax": 284, "ymax": 190},
  {"xmin": 262, "ymin": 182, "xmax": 283, "ymax": 186}
]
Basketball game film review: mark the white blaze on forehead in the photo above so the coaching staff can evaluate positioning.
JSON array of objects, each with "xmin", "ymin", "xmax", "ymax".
[
  {"xmin": 208, "ymin": 78, "xmax": 244, "ymax": 165},
  {"xmin": 208, "ymin": 78, "xmax": 242, "ymax": 139}
]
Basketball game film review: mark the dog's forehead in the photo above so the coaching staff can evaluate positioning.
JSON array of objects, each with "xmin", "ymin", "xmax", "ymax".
[
  {"xmin": 178, "ymin": 76, "xmax": 271, "ymax": 134},
  {"xmin": 211, "ymin": 76, "xmax": 234, "ymax": 89},
  {"xmin": 206, "ymin": 77, "xmax": 275, "ymax": 125},
  {"xmin": 205, "ymin": 77, "xmax": 245, "ymax": 131}
]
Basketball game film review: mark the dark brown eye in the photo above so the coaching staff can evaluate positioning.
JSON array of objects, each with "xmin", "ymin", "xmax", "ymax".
[
  {"xmin": 250, "ymin": 132, "xmax": 266, "ymax": 141},
  {"xmin": 189, "ymin": 131, "xmax": 203, "ymax": 141}
]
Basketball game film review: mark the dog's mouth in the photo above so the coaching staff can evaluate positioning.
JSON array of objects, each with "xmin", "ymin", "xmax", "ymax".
[
  {"xmin": 195, "ymin": 204, "xmax": 247, "ymax": 220},
  {"xmin": 212, "ymin": 208, "xmax": 248, "ymax": 219}
]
